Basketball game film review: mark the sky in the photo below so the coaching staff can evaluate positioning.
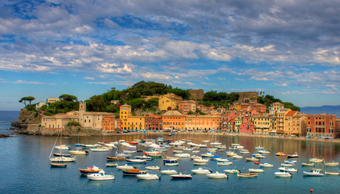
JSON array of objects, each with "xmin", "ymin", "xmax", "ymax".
[{"xmin": 1, "ymin": 0, "xmax": 340, "ymax": 110}]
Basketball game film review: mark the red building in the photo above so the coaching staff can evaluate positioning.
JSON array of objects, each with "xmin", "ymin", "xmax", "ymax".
[
  {"xmin": 221, "ymin": 112, "xmax": 238, "ymax": 131},
  {"xmin": 250, "ymin": 103, "xmax": 266, "ymax": 113},
  {"xmin": 145, "ymin": 114, "xmax": 162, "ymax": 131},
  {"xmin": 239, "ymin": 116, "xmax": 254, "ymax": 134},
  {"xmin": 306, "ymin": 114, "xmax": 337, "ymax": 139}
]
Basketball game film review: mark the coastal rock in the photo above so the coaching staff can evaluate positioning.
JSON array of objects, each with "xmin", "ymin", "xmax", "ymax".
[{"xmin": 0, "ymin": 134, "xmax": 10, "ymax": 138}]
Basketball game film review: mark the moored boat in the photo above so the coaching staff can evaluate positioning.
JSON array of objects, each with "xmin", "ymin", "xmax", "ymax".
[
  {"xmin": 309, "ymin": 158, "xmax": 324, "ymax": 163},
  {"xmin": 117, "ymin": 164, "xmax": 134, "ymax": 170},
  {"xmin": 325, "ymin": 161, "xmax": 339, "ymax": 166},
  {"xmin": 79, "ymin": 165, "xmax": 103, "ymax": 175},
  {"xmin": 237, "ymin": 173, "xmax": 258, "ymax": 177},
  {"xmin": 232, "ymin": 155, "xmax": 243, "ymax": 159},
  {"xmin": 275, "ymin": 152, "xmax": 286, "ymax": 156},
  {"xmin": 303, "ymin": 170, "xmax": 324, "ymax": 176},
  {"xmin": 135, "ymin": 155, "xmax": 153, "ymax": 160},
  {"xmin": 194, "ymin": 162, "xmax": 207, "ymax": 166},
  {"xmin": 126, "ymin": 159, "xmax": 147, "ymax": 163},
  {"xmin": 325, "ymin": 171, "xmax": 340, "ymax": 175},
  {"xmin": 53, "ymin": 153, "xmax": 71, "ymax": 157},
  {"xmin": 122, "ymin": 168, "xmax": 147, "ymax": 176},
  {"xmin": 275, "ymin": 172, "xmax": 292, "ymax": 177},
  {"xmin": 68, "ymin": 150, "xmax": 89, "ymax": 155},
  {"xmin": 246, "ymin": 157, "xmax": 259, "ymax": 162},
  {"xmin": 145, "ymin": 166, "xmax": 160, "ymax": 170},
  {"xmin": 161, "ymin": 169, "xmax": 178, "ymax": 174},
  {"xmin": 224, "ymin": 169, "xmax": 240, "ymax": 174},
  {"xmin": 260, "ymin": 163, "xmax": 273, "ymax": 168},
  {"xmin": 206, "ymin": 171, "xmax": 228, "ymax": 178},
  {"xmin": 287, "ymin": 152, "xmax": 298, "ymax": 158},
  {"xmin": 50, "ymin": 156, "xmax": 76, "ymax": 162},
  {"xmin": 278, "ymin": 167, "xmax": 298, "ymax": 172},
  {"xmin": 137, "ymin": 173, "xmax": 159, "ymax": 180},
  {"xmin": 107, "ymin": 156, "xmax": 126, "ymax": 161},
  {"xmin": 50, "ymin": 163, "xmax": 67, "ymax": 168},
  {"xmin": 191, "ymin": 168, "xmax": 212, "ymax": 174},
  {"xmin": 106, "ymin": 163, "xmax": 118, "ymax": 167},
  {"xmin": 87, "ymin": 170, "xmax": 114, "ymax": 180},
  {"xmin": 165, "ymin": 163, "xmax": 179, "ymax": 166},
  {"xmin": 301, "ymin": 162, "xmax": 315, "ymax": 167},
  {"xmin": 54, "ymin": 145, "xmax": 70, "ymax": 150},
  {"xmin": 249, "ymin": 169, "xmax": 264, "ymax": 173},
  {"xmin": 217, "ymin": 162, "xmax": 232, "ymax": 166},
  {"xmin": 171, "ymin": 173, "xmax": 192, "ymax": 179},
  {"xmin": 281, "ymin": 163, "xmax": 294, "ymax": 167}
]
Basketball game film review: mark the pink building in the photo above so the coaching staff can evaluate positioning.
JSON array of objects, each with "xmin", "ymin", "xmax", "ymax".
[
  {"xmin": 221, "ymin": 112, "xmax": 238, "ymax": 131},
  {"xmin": 251, "ymin": 103, "xmax": 266, "ymax": 113},
  {"xmin": 239, "ymin": 116, "xmax": 254, "ymax": 134}
]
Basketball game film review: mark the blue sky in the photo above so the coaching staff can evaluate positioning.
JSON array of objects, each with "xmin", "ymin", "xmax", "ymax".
[{"xmin": 1, "ymin": 0, "xmax": 340, "ymax": 110}]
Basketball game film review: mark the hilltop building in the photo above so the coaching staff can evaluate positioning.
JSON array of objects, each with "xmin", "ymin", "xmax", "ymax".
[
  {"xmin": 178, "ymin": 100, "xmax": 197, "ymax": 115},
  {"xmin": 237, "ymin": 91, "xmax": 258, "ymax": 103},
  {"xmin": 47, "ymin": 97, "xmax": 60, "ymax": 103},
  {"xmin": 158, "ymin": 93, "xmax": 183, "ymax": 111},
  {"xmin": 188, "ymin": 89, "xmax": 204, "ymax": 100}
]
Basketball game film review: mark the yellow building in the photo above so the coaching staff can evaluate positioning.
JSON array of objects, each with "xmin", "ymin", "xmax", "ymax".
[
  {"xmin": 276, "ymin": 108, "xmax": 291, "ymax": 134},
  {"xmin": 251, "ymin": 114, "xmax": 277, "ymax": 134},
  {"xmin": 47, "ymin": 97, "xmax": 60, "ymax": 103},
  {"xmin": 119, "ymin": 103, "xmax": 145, "ymax": 130},
  {"xmin": 141, "ymin": 94, "xmax": 161, "ymax": 101},
  {"xmin": 269, "ymin": 102, "xmax": 284, "ymax": 115},
  {"xmin": 234, "ymin": 103, "xmax": 241, "ymax": 111},
  {"xmin": 235, "ymin": 116, "xmax": 243, "ymax": 132},
  {"xmin": 284, "ymin": 111, "xmax": 307, "ymax": 136},
  {"xmin": 184, "ymin": 115, "xmax": 221, "ymax": 130},
  {"xmin": 120, "ymin": 104, "xmax": 132, "ymax": 119}
]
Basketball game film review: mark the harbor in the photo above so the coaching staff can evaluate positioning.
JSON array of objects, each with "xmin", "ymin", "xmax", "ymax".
[{"xmin": 1, "ymin": 133, "xmax": 340, "ymax": 194}]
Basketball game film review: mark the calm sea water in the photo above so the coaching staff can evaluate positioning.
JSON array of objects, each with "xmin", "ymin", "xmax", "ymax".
[
  {"xmin": 0, "ymin": 111, "xmax": 340, "ymax": 194},
  {"xmin": 0, "ymin": 111, "xmax": 20, "ymax": 134}
]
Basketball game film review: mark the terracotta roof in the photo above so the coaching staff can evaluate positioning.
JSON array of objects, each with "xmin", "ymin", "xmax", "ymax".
[{"xmin": 285, "ymin": 111, "xmax": 297, "ymax": 116}]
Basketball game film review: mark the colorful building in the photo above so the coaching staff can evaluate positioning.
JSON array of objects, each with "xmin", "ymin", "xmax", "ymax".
[
  {"xmin": 102, "ymin": 115, "xmax": 116, "ymax": 131},
  {"xmin": 221, "ymin": 112, "xmax": 238, "ymax": 131},
  {"xmin": 283, "ymin": 111, "xmax": 307, "ymax": 136},
  {"xmin": 269, "ymin": 102, "xmax": 284, "ymax": 115},
  {"xmin": 145, "ymin": 115, "xmax": 162, "ymax": 130},
  {"xmin": 158, "ymin": 93, "xmax": 183, "ymax": 111},
  {"xmin": 306, "ymin": 114, "xmax": 337, "ymax": 139},
  {"xmin": 251, "ymin": 103, "xmax": 267, "ymax": 113},
  {"xmin": 239, "ymin": 116, "xmax": 254, "ymax": 134},
  {"xmin": 251, "ymin": 114, "xmax": 277, "ymax": 134},
  {"xmin": 178, "ymin": 100, "xmax": 197, "ymax": 115},
  {"xmin": 162, "ymin": 110, "xmax": 185, "ymax": 131},
  {"xmin": 275, "ymin": 108, "xmax": 291, "ymax": 134},
  {"xmin": 184, "ymin": 115, "xmax": 221, "ymax": 131},
  {"xmin": 235, "ymin": 116, "xmax": 243, "ymax": 132}
]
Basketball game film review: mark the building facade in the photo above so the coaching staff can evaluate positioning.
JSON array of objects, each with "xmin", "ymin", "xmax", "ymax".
[
  {"xmin": 237, "ymin": 91, "xmax": 259, "ymax": 103},
  {"xmin": 178, "ymin": 100, "xmax": 197, "ymax": 115},
  {"xmin": 269, "ymin": 102, "xmax": 284, "ymax": 115},
  {"xmin": 102, "ymin": 115, "xmax": 116, "ymax": 131},
  {"xmin": 145, "ymin": 115, "xmax": 162, "ymax": 130},
  {"xmin": 283, "ymin": 111, "xmax": 307, "ymax": 136},
  {"xmin": 47, "ymin": 97, "xmax": 60, "ymax": 103},
  {"xmin": 184, "ymin": 115, "xmax": 221, "ymax": 130},
  {"xmin": 162, "ymin": 110, "xmax": 185, "ymax": 131},
  {"xmin": 306, "ymin": 114, "xmax": 337, "ymax": 138}
]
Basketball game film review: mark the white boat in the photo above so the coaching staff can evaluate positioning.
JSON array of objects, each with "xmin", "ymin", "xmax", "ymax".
[
  {"xmin": 193, "ymin": 158, "xmax": 209, "ymax": 163},
  {"xmin": 50, "ymin": 156, "xmax": 76, "ymax": 162},
  {"xmin": 183, "ymin": 148, "xmax": 193, "ymax": 151},
  {"xmin": 224, "ymin": 169, "xmax": 240, "ymax": 174},
  {"xmin": 124, "ymin": 150, "xmax": 137, "ymax": 153},
  {"xmin": 301, "ymin": 163, "xmax": 315, "ymax": 167},
  {"xmin": 258, "ymin": 150, "xmax": 270, "ymax": 154},
  {"xmin": 118, "ymin": 140, "xmax": 126, "ymax": 143},
  {"xmin": 90, "ymin": 148, "xmax": 110, "ymax": 152},
  {"xmin": 237, "ymin": 173, "xmax": 258, "ymax": 177},
  {"xmin": 216, "ymin": 158, "xmax": 229, "ymax": 162},
  {"xmin": 226, "ymin": 151, "xmax": 237, "ymax": 157},
  {"xmin": 190, "ymin": 155, "xmax": 202, "ymax": 160},
  {"xmin": 126, "ymin": 159, "xmax": 147, "ymax": 163},
  {"xmin": 216, "ymin": 145, "xmax": 227, "ymax": 149},
  {"xmin": 255, "ymin": 146, "xmax": 264, "ymax": 150},
  {"xmin": 202, "ymin": 140, "xmax": 210, "ymax": 143},
  {"xmin": 232, "ymin": 155, "xmax": 243, "ymax": 159},
  {"xmin": 303, "ymin": 170, "xmax": 324, "ymax": 176},
  {"xmin": 325, "ymin": 171, "xmax": 340, "ymax": 175},
  {"xmin": 281, "ymin": 163, "xmax": 294, "ymax": 167},
  {"xmin": 309, "ymin": 158, "xmax": 324, "ymax": 163},
  {"xmin": 194, "ymin": 162, "xmax": 207, "ymax": 166},
  {"xmin": 106, "ymin": 163, "xmax": 118, "ymax": 167},
  {"xmin": 217, "ymin": 162, "xmax": 233, "ymax": 166},
  {"xmin": 325, "ymin": 161, "xmax": 339, "ymax": 166},
  {"xmin": 260, "ymin": 163, "xmax": 273, "ymax": 167},
  {"xmin": 284, "ymin": 160, "xmax": 297, "ymax": 164},
  {"xmin": 87, "ymin": 170, "xmax": 114, "ymax": 180},
  {"xmin": 275, "ymin": 172, "xmax": 292, "ymax": 177},
  {"xmin": 278, "ymin": 167, "xmax": 298, "ymax": 172},
  {"xmin": 196, "ymin": 144, "xmax": 208, "ymax": 148},
  {"xmin": 201, "ymin": 152, "xmax": 214, "ymax": 157},
  {"xmin": 171, "ymin": 173, "xmax": 192, "ymax": 179},
  {"xmin": 174, "ymin": 153, "xmax": 190, "ymax": 158},
  {"xmin": 254, "ymin": 154, "xmax": 266, "ymax": 158},
  {"xmin": 145, "ymin": 166, "xmax": 160, "ymax": 170},
  {"xmin": 116, "ymin": 152, "xmax": 131, "ymax": 157},
  {"xmin": 135, "ymin": 155, "xmax": 153, "ymax": 160},
  {"xmin": 249, "ymin": 169, "xmax": 264, "ymax": 173},
  {"xmin": 192, "ymin": 150, "xmax": 200, "ymax": 153},
  {"xmin": 191, "ymin": 168, "xmax": 212, "ymax": 174},
  {"xmin": 207, "ymin": 148, "xmax": 217, "ymax": 152},
  {"xmin": 229, "ymin": 146, "xmax": 238, "ymax": 150},
  {"xmin": 54, "ymin": 145, "xmax": 70, "ymax": 150},
  {"xmin": 117, "ymin": 164, "xmax": 134, "ymax": 170},
  {"xmin": 161, "ymin": 169, "xmax": 178, "ymax": 174},
  {"xmin": 240, "ymin": 150, "xmax": 250, "ymax": 154},
  {"xmin": 165, "ymin": 163, "xmax": 179, "ymax": 166},
  {"xmin": 207, "ymin": 172, "xmax": 228, "ymax": 179},
  {"xmin": 236, "ymin": 145, "xmax": 244, "ymax": 149},
  {"xmin": 105, "ymin": 143, "xmax": 117, "ymax": 148},
  {"xmin": 231, "ymin": 143, "xmax": 240, "ymax": 146},
  {"xmin": 68, "ymin": 150, "xmax": 88, "ymax": 155},
  {"xmin": 287, "ymin": 152, "xmax": 299, "ymax": 158},
  {"xmin": 137, "ymin": 173, "xmax": 159, "ymax": 180},
  {"xmin": 173, "ymin": 150, "xmax": 183, "ymax": 153},
  {"xmin": 211, "ymin": 142, "xmax": 222, "ymax": 146},
  {"xmin": 246, "ymin": 157, "xmax": 259, "ymax": 162}
]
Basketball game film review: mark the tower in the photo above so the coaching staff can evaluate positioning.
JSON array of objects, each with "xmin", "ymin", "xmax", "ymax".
[{"xmin": 79, "ymin": 101, "xmax": 86, "ymax": 125}]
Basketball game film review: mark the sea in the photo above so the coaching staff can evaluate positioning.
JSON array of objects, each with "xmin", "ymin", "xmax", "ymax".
[{"xmin": 0, "ymin": 111, "xmax": 340, "ymax": 194}]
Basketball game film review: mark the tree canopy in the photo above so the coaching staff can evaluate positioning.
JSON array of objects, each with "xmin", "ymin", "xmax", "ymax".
[
  {"xmin": 145, "ymin": 98, "xmax": 158, "ymax": 108},
  {"xmin": 19, "ymin": 96, "xmax": 35, "ymax": 106},
  {"xmin": 59, "ymin": 94, "xmax": 78, "ymax": 102},
  {"xmin": 168, "ymin": 88, "xmax": 191, "ymax": 99},
  {"xmin": 203, "ymin": 91, "xmax": 239, "ymax": 101},
  {"xmin": 86, "ymin": 95, "xmax": 106, "ymax": 112}
]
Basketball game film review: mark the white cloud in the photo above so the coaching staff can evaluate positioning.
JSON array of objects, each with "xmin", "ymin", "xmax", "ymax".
[
  {"xmin": 274, "ymin": 83, "xmax": 289, "ymax": 87},
  {"xmin": 218, "ymin": 77, "xmax": 226, "ymax": 80},
  {"xmin": 201, "ymin": 82, "xmax": 216, "ymax": 86},
  {"xmin": 183, "ymin": 82, "xmax": 195, "ymax": 85},
  {"xmin": 234, "ymin": 78, "xmax": 245, "ymax": 81},
  {"xmin": 140, "ymin": 72, "xmax": 172, "ymax": 80},
  {"xmin": 84, "ymin": 76, "xmax": 95, "ymax": 80},
  {"xmin": 14, "ymin": 80, "xmax": 55, "ymax": 85},
  {"xmin": 97, "ymin": 63, "xmax": 133, "ymax": 74},
  {"xmin": 104, "ymin": 18, "xmax": 119, "ymax": 28}
]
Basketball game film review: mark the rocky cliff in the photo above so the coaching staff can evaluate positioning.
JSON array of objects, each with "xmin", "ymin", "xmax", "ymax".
[{"xmin": 11, "ymin": 108, "xmax": 42, "ymax": 130}]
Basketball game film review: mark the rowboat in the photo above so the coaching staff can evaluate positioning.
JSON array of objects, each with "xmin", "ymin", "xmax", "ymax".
[
  {"xmin": 50, "ymin": 163, "xmax": 67, "ymax": 168},
  {"xmin": 206, "ymin": 172, "xmax": 228, "ymax": 179},
  {"xmin": 171, "ymin": 173, "xmax": 192, "ymax": 179},
  {"xmin": 301, "ymin": 163, "xmax": 315, "ymax": 167},
  {"xmin": 194, "ymin": 162, "xmax": 207, "ymax": 166},
  {"xmin": 275, "ymin": 172, "xmax": 292, "ymax": 177},
  {"xmin": 249, "ymin": 169, "xmax": 264, "ymax": 173},
  {"xmin": 107, "ymin": 156, "xmax": 126, "ymax": 161},
  {"xmin": 193, "ymin": 159, "xmax": 209, "ymax": 163},
  {"xmin": 87, "ymin": 170, "xmax": 114, "ymax": 180},
  {"xmin": 106, "ymin": 163, "xmax": 118, "ymax": 167},
  {"xmin": 303, "ymin": 170, "xmax": 324, "ymax": 176},
  {"xmin": 122, "ymin": 168, "xmax": 147, "ymax": 176},
  {"xmin": 246, "ymin": 157, "xmax": 259, "ymax": 162},
  {"xmin": 68, "ymin": 150, "xmax": 89, "ymax": 155},
  {"xmin": 237, "ymin": 173, "xmax": 258, "ymax": 177},
  {"xmin": 137, "ymin": 173, "xmax": 159, "ymax": 180},
  {"xmin": 224, "ymin": 169, "xmax": 240, "ymax": 174},
  {"xmin": 145, "ymin": 166, "xmax": 160, "ymax": 170},
  {"xmin": 260, "ymin": 163, "xmax": 273, "ymax": 168},
  {"xmin": 325, "ymin": 171, "xmax": 340, "ymax": 175}
]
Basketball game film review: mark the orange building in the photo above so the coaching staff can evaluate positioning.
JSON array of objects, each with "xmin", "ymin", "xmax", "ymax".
[
  {"xmin": 102, "ymin": 115, "xmax": 116, "ymax": 131},
  {"xmin": 306, "ymin": 113, "xmax": 337, "ymax": 138},
  {"xmin": 162, "ymin": 110, "xmax": 185, "ymax": 131},
  {"xmin": 178, "ymin": 100, "xmax": 196, "ymax": 115}
]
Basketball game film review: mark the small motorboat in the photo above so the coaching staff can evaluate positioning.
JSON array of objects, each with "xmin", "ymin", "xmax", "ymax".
[
  {"xmin": 68, "ymin": 150, "xmax": 89, "ymax": 155},
  {"xmin": 201, "ymin": 152, "xmax": 214, "ymax": 157},
  {"xmin": 255, "ymin": 146, "xmax": 264, "ymax": 150},
  {"xmin": 246, "ymin": 157, "xmax": 259, "ymax": 162},
  {"xmin": 163, "ymin": 159, "xmax": 179, "ymax": 164},
  {"xmin": 237, "ymin": 173, "xmax": 258, "ymax": 178},
  {"xmin": 106, "ymin": 163, "xmax": 118, "ymax": 167},
  {"xmin": 224, "ymin": 169, "xmax": 240, "ymax": 174},
  {"xmin": 325, "ymin": 161, "xmax": 339, "ymax": 167},
  {"xmin": 303, "ymin": 170, "xmax": 324, "ymax": 176},
  {"xmin": 137, "ymin": 173, "xmax": 159, "ymax": 180},
  {"xmin": 190, "ymin": 155, "xmax": 202, "ymax": 160},
  {"xmin": 258, "ymin": 150, "xmax": 270, "ymax": 154},
  {"xmin": 207, "ymin": 172, "xmax": 228, "ymax": 179},
  {"xmin": 325, "ymin": 171, "xmax": 340, "ymax": 175},
  {"xmin": 87, "ymin": 170, "xmax": 114, "ymax": 180},
  {"xmin": 287, "ymin": 152, "xmax": 298, "ymax": 158},
  {"xmin": 275, "ymin": 172, "xmax": 292, "ymax": 177},
  {"xmin": 53, "ymin": 153, "xmax": 71, "ymax": 157},
  {"xmin": 79, "ymin": 165, "xmax": 103, "ymax": 175},
  {"xmin": 126, "ymin": 159, "xmax": 147, "ymax": 164},
  {"xmin": 161, "ymin": 169, "xmax": 178, "ymax": 174},
  {"xmin": 284, "ymin": 160, "xmax": 297, "ymax": 164},
  {"xmin": 231, "ymin": 143, "xmax": 240, "ymax": 146},
  {"xmin": 310, "ymin": 168, "xmax": 323, "ymax": 172},
  {"xmin": 278, "ymin": 167, "xmax": 298, "ymax": 172},
  {"xmin": 116, "ymin": 152, "xmax": 132, "ymax": 158},
  {"xmin": 50, "ymin": 163, "xmax": 67, "ymax": 168},
  {"xmin": 90, "ymin": 148, "xmax": 110, "ymax": 152},
  {"xmin": 50, "ymin": 156, "xmax": 76, "ymax": 162},
  {"xmin": 275, "ymin": 152, "xmax": 286, "ymax": 156},
  {"xmin": 83, "ymin": 144, "xmax": 97, "ymax": 149},
  {"xmin": 173, "ymin": 150, "xmax": 183, "ymax": 153},
  {"xmin": 254, "ymin": 162, "xmax": 260, "ymax": 165},
  {"xmin": 240, "ymin": 150, "xmax": 250, "ymax": 154},
  {"xmin": 260, "ymin": 163, "xmax": 273, "ymax": 168},
  {"xmin": 107, "ymin": 156, "xmax": 126, "ymax": 161},
  {"xmin": 124, "ymin": 150, "xmax": 137, "ymax": 154},
  {"xmin": 249, "ymin": 169, "xmax": 264, "ymax": 173},
  {"xmin": 122, "ymin": 168, "xmax": 147, "ymax": 176},
  {"xmin": 135, "ymin": 155, "xmax": 153, "ymax": 160},
  {"xmin": 194, "ymin": 162, "xmax": 207, "ymax": 166},
  {"xmin": 281, "ymin": 163, "xmax": 294, "ymax": 167},
  {"xmin": 165, "ymin": 163, "xmax": 179, "ymax": 166},
  {"xmin": 301, "ymin": 163, "xmax": 315, "ymax": 167},
  {"xmin": 145, "ymin": 166, "xmax": 160, "ymax": 170},
  {"xmin": 211, "ymin": 142, "xmax": 222, "ymax": 146},
  {"xmin": 229, "ymin": 146, "xmax": 238, "ymax": 150},
  {"xmin": 191, "ymin": 168, "xmax": 212, "ymax": 174},
  {"xmin": 216, "ymin": 158, "xmax": 229, "ymax": 162},
  {"xmin": 196, "ymin": 144, "xmax": 208, "ymax": 148},
  {"xmin": 309, "ymin": 158, "xmax": 324, "ymax": 163},
  {"xmin": 217, "ymin": 162, "xmax": 233, "ymax": 166},
  {"xmin": 254, "ymin": 154, "xmax": 266, "ymax": 159},
  {"xmin": 54, "ymin": 145, "xmax": 70, "ymax": 150},
  {"xmin": 232, "ymin": 155, "xmax": 243, "ymax": 159},
  {"xmin": 171, "ymin": 173, "xmax": 192, "ymax": 179},
  {"xmin": 202, "ymin": 140, "xmax": 210, "ymax": 143},
  {"xmin": 174, "ymin": 153, "xmax": 190, "ymax": 158},
  {"xmin": 226, "ymin": 151, "xmax": 237, "ymax": 157},
  {"xmin": 192, "ymin": 150, "xmax": 200, "ymax": 153},
  {"xmin": 210, "ymin": 156, "xmax": 221, "ymax": 160},
  {"xmin": 193, "ymin": 159, "xmax": 209, "ymax": 163},
  {"xmin": 117, "ymin": 164, "xmax": 134, "ymax": 170}
]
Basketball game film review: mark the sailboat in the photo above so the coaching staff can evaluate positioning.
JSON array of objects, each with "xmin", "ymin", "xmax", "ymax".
[
  {"xmin": 210, "ymin": 130, "xmax": 222, "ymax": 146},
  {"xmin": 74, "ymin": 132, "xmax": 83, "ymax": 148},
  {"xmin": 308, "ymin": 143, "xmax": 324, "ymax": 163},
  {"xmin": 50, "ymin": 128, "xmax": 76, "ymax": 162}
]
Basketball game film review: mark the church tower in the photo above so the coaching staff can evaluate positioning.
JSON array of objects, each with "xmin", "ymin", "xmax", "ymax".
[{"xmin": 79, "ymin": 101, "xmax": 86, "ymax": 126}]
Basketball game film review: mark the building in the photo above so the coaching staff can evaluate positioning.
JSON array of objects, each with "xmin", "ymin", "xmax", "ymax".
[
  {"xmin": 162, "ymin": 110, "xmax": 185, "ymax": 131},
  {"xmin": 184, "ymin": 115, "xmax": 221, "ymax": 131},
  {"xmin": 269, "ymin": 102, "xmax": 284, "ymax": 115},
  {"xmin": 47, "ymin": 97, "xmax": 60, "ymax": 103},
  {"xmin": 119, "ymin": 104, "xmax": 144, "ymax": 130},
  {"xmin": 276, "ymin": 108, "xmax": 291, "ymax": 134},
  {"xmin": 197, "ymin": 104, "xmax": 208, "ymax": 113},
  {"xmin": 251, "ymin": 103, "xmax": 267, "ymax": 113},
  {"xmin": 283, "ymin": 111, "xmax": 307, "ymax": 136},
  {"xmin": 221, "ymin": 112, "xmax": 238, "ymax": 131},
  {"xmin": 141, "ymin": 94, "xmax": 161, "ymax": 101},
  {"xmin": 234, "ymin": 116, "xmax": 243, "ymax": 132},
  {"xmin": 42, "ymin": 111, "xmax": 79, "ymax": 130},
  {"xmin": 120, "ymin": 104, "xmax": 132, "ymax": 119},
  {"xmin": 239, "ymin": 116, "xmax": 254, "ymax": 134},
  {"xmin": 251, "ymin": 114, "xmax": 277, "ymax": 134},
  {"xmin": 189, "ymin": 89, "xmax": 204, "ymax": 100},
  {"xmin": 145, "ymin": 115, "xmax": 162, "ymax": 130},
  {"xmin": 102, "ymin": 115, "xmax": 116, "ymax": 131},
  {"xmin": 158, "ymin": 93, "xmax": 183, "ymax": 111},
  {"xmin": 306, "ymin": 113, "xmax": 337, "ymax": 139},
  {"xmin": 178, "ymin": 100, "xmax": 197, "ymax": 115},
  {"xmin": 109, "ymin": 100, "xmax": 119, "ymax": 105},
  {"xmin": 35, "ymin": 101, "xmax": 46, "ymax": 110},
  {"xmin": 237, "ymin": 91, "xmax": 258, "ymax": 103}
]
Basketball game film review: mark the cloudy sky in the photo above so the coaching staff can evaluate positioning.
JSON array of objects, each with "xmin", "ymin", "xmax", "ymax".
[{"xmin": 1, "ymin": 0, "xmax": 340, "ymax": 110}]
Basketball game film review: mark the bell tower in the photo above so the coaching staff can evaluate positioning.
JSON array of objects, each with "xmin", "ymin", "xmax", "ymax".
[{"xmin": 79, "ymin": 101, "xmax": 86, "ymax": 125}]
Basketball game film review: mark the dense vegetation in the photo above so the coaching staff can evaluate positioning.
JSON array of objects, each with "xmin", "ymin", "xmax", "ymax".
[{"xmin": 257, "ymin": 95, "xmax": 300, "ymax": 111}]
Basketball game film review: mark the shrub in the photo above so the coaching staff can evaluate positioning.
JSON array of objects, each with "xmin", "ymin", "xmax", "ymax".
[{"xmin": 67, "ymin": 121, "xmax": 81, "ymax": 126}]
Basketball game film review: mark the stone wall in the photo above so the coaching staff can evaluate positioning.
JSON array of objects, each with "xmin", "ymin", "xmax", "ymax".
[{"xmin": 25, "ymin": 124, "xmax": 107, "ymax": 136}]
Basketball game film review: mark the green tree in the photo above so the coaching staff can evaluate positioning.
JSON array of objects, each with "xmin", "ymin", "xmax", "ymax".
[
  {"xmin": 204, "ymin": 91, "xmax": 217, "ymax": 101},
  {"xmin": 145, "ymin": 98, "xmax": 158, "ymax": 107},
  {"xmin": 67, "ymin": 120, "xmax": 81, "ymax": 126},
  {"xmin": 19, "ymin": 96, "xmax": 35, "ymax": 106},
  {"xmin": 129, "ymin": 98, "xmax": 145, "ymax": 110},
  {"xmin": 187, "ymin": 110, "xmax": 195, "ymax": 115},
  {"xmin": 59, "ymin": 94, "xmax": 78, "ymax": 102},
  {"xmin": 199, "ymin": 101, "xmax": 212, "ymax": 107},
  {"xmin": 86, "ymin": 95, "xmax": 106, "ymax": 112},
  {"xmin": 168, "ymin": 88, "xmax": 191, "ymax": 99}
]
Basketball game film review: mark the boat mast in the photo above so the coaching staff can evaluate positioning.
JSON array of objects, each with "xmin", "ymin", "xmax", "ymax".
[{"xmin": 49, "ymin": 130, "xmax": 60, "ymax": 158}]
